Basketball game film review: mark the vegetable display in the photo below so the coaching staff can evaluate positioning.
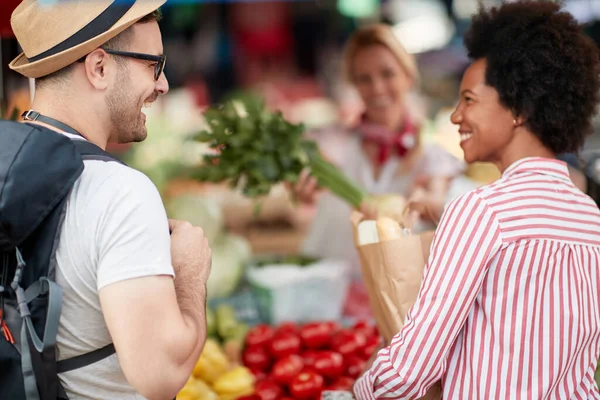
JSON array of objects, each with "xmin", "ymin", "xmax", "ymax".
[
  {"xmin": 191, "ymin": 99, "xmax": 367, "ymax": 209},
  {"xmin": 178, "ymin": 311, "xmax": 379, "ymax": 399},
  {"xmin": 179, "ymin": 305, "xmax": 254, "ymax": 400},
  {"xmin": 240, "ymin": 320, "xmax": 380, "ymax": 400},
  {"xmin": 179, "ymin": 339, "xmax": 255, "ymax": 400}
]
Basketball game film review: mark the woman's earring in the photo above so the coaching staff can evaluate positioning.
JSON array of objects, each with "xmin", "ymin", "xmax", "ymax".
[{"xmin": 513, "ymin": 119, "xmax": 517, "ymax": 126}]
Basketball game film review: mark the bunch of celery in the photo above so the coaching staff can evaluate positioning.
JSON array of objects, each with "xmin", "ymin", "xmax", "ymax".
[{"xmin": 191, "ymin": 98, "xmax": 368, "ymax": 208}]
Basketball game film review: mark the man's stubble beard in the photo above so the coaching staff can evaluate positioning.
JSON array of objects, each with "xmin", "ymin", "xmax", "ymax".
[{"xmin": 106, "ymin": 65, "xmax": 147, "ymax": 144}]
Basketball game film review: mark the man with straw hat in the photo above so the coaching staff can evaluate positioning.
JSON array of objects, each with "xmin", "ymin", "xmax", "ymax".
[{"xmin": 8, "ymin": 1, "xmax": 212, "ymax": 399}]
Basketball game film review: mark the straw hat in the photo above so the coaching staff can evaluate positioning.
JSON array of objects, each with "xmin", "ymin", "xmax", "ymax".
[{"xmin": 9, "ymin": 0, "xmax": 166, "ymax": 79}]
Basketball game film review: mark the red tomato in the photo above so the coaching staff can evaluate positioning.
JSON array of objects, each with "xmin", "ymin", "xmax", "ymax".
[
  {"xmin": 250, "ymin": 369, "xmax": 268, "ymax": 382},
  {"xmin": 360, "ymin": 335, "xmax": 381, "ymax": 360},
  {"xmin": 243, "ymin": 346, "xmax": 271, "ymax": 371},
  {"xmin": 246, "ymin": 324, "xmax": 275, "ymax": 348},
  {"xmin": 345, "ymin": 355, "xmax": 366, "ymax": 379},
  {"xmin": 254, "ymin": 379, "xmax": 284, "ymax": 400},
  {"xmin": 300, "ymin": 367, "xmax": 318, "ymax": 376},
  {"xmin": 271, "ymin": 354, "xmax": 304, "ymax": 385},
  {"xmin": 325, "ymin": 321, "xmax": 341, "ymax": 334},
  {"xmin": 269, "ymin": 332, "xmax": 302, "ymax": 359},
  {"xmin": 326, "ymin": 376, "xmax": 355, "ymax": 391},
  {"xmin": 353, "ymin": 320, "xmax": 378, "ymax": 338},
  {"xmin": 236, "ymin": 396, "xmax": 259, "ymax": 400},
  {"xmin": 289, "ymin": 371, "xmax": 325, "ymax": 399},
  {"xmin": 330, "ymin": 331, "xmax": 366, "ymax": 357},
  {"xmin": 276, "ymin": 322, "xmax": 298, "ymax": 335},
  {"xmin": 312, "ymin": 351, "xmax": 344, "ymax": 378},
  {"xmin": 299, "ymin": 322, "xmax": 334, "ymax": 349},
  {"xmin": 302, "ymin": 350, "xmax": 319, "ymax": 368}
]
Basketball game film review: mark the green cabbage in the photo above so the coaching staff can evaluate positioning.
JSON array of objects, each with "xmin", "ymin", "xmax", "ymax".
[
  {"xmin": 165, "ymin": 194, "xmax": 223, "ymax": 243},
  {"xmin": 207, "ymin": 234, "xmax": 252, "ymax": 300}
]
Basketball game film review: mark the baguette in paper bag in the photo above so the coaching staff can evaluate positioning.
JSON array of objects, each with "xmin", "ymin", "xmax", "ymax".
[{"xmin": 351, "ymin": 211, "xmax": 442, "ymax": 400}]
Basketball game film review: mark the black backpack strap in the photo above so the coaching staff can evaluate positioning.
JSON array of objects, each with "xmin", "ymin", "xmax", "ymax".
[
  {"xmin": 14, "ymin": 267, "xmax": 63, "ymax": 400},
  {"xmin": 56, "ymin": 343, "xmax": 115, "ymax": 374},
  {"xmin": 70, "ymin": 140, "xmax": 126, "ymax": 165},
  {"xmin": 23, "ymin": 112, "xmax": 81, "ymax": 137}
]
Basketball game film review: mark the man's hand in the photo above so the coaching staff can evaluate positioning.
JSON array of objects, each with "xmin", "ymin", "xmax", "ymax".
[{"xmin": 169, "ymin": 219, "xmax": 212, "ymax": 294}]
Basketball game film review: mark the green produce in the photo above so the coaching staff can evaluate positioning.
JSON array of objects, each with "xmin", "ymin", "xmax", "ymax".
[
  {"xmin": 595, "ymin": 359, "xmax": 600, "ymax": 388},
  {"xmin": 216, "ymin": 304, "xmax": 239, "ymax": 340},
  {"xmin": 223, "ymin": 324, "xmax": 249, "ymax": 366},
  {"xmin": 206, "ymin": 234, "xmax": 251, "ymax": 300},
  {"xmin": 191, "ymin": 98, "xmax": 367, "ymax": 208},
  {"xmin": 253, "ymin": 255, "xmax": 319, "ymax": 268},
  {"xmin": 205, "ymin": 304, "xmax": 248, "ymax": 366},
  {"xmin": 226, "ymin": 323, "xmax": 249, "ymax": 343},
  {"xmin": 223, "ymin": 323, "xmax": 250, "ymax": 365},
  {"xmin": 165, "ymin": 194, "xmax": 223, "ymax": 243},
  {"xmin": 206, "ymin": 306, "xmax": 216, "ymax": 338}
]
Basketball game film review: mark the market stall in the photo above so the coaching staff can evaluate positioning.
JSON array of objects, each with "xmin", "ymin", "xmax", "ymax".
[
  {"xmin": 179, "ymin": 305, "xmax": 379, "ymax": 400},
  {"xmin": 3, "ymin": 1, "xmax": 600, "ymax": 399}
]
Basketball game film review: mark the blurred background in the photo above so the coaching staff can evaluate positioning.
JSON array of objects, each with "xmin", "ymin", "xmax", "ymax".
[{"xmin": 3, "ymin": 0, "xmax": 600, "ymax": 396}]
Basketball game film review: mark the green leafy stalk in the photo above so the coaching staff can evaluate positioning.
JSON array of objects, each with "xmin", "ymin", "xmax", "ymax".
[
  {"xmin": 191, "ymin": 96, "xmax": 367, "ymax": 208},
  {"xmin": 309, "ymin": 154, "xmax": 366, "ymax": 208}
]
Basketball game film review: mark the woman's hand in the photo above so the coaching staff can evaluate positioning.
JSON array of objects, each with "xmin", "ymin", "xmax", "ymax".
[
  {"xmin": 359, "ymin": 200, "xmax": 378, "ymax": 220},
  {"xmin": 289, "ymin": 168, "xmax": 322, "ymax": 205},
  {"xmin": 406, "ymin": 187, "xmax": 444, "ymax": 225}
]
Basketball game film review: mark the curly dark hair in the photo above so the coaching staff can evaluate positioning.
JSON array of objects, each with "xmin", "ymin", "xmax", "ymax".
[{"xmin": 463, "ymin": 0, "xmax": 600, "ymax": 154}]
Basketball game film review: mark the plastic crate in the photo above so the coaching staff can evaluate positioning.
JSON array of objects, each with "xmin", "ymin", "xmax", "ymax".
[{"xmin": 246, "ymin": 257, "xmax": 351, "ymax": 325}]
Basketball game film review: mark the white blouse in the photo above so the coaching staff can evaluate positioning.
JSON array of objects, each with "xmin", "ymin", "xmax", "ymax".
[{"xmin": 301, "ymin": 132, "xmax": 477, "ymax": 278}]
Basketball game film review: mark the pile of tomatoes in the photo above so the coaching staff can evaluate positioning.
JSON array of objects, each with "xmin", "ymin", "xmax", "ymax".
[{"xmin": 240, "ymin": 320, "xmax": 380, "ymax": 400}]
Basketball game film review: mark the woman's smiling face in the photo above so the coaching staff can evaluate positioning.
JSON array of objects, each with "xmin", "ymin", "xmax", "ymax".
[
  {"xmin": 450, "ymin": 58, "xmax": 518, "ymax": 165},
  {"xmin": 351, "ymin": 44, "xmax": 413, "ymax": 127}
]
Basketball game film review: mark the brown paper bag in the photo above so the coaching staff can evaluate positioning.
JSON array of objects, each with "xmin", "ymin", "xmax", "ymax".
[{"xmin": 350, "ymin": 211, "xmax": 442, "ymax": 400}]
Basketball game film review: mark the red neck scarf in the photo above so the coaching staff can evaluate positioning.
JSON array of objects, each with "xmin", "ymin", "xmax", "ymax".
[{"xmin": 356, "ymin": 114, "xmax": 418, "ymax": 166}]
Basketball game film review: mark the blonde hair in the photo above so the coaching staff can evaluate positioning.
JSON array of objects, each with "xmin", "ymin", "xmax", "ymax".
[{"xmin": 343, "ymin": 23, "xmax": 419, "ymax": 86}]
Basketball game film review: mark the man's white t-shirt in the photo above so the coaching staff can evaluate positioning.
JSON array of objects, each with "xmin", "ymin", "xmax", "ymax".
[{"xmin": 54, "ymin": 150, "xmax": 174, "ymax": 399}]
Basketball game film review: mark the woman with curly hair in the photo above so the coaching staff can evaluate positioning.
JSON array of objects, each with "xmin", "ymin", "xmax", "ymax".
[{"xmin": 354, "ymin": 1, "xmax": 600, "ymax": 399}]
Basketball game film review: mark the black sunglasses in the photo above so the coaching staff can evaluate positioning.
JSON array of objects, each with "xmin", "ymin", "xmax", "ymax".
[{"xmin": 78, "ymin": 49, "xmax": 166, "ymax": 81}]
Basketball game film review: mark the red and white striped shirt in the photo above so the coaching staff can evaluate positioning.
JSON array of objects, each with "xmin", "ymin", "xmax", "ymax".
[{"xmin": 354, "ymin": 157, "xmax": 600, "ymax": 399}]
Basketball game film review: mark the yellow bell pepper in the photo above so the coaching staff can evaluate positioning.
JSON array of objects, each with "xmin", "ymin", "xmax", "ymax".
[
  {"xmin": 177, "ymin": 377, "xmax": 219, "ymax": 400},
  {"xmin": 193, "ymin": 338, "xmax": 230, "ymax": 384},
  {"xmin": 212, "ymin": 366, "xmax": 255, "ymax": 398},
  {"xmin": 218, "ymin": 390, "xmax": 254, "ymax": 400}
]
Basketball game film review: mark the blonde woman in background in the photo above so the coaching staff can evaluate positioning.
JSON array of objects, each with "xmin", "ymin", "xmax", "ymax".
[{"xmin": 294, "ymin": 24, "xmax": 473, "ymax": 316}]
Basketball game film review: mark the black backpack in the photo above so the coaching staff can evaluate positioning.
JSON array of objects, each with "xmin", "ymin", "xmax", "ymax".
[{"xmin": 0, "ymin": 114, "xmax": 122, "ymax": 400}]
